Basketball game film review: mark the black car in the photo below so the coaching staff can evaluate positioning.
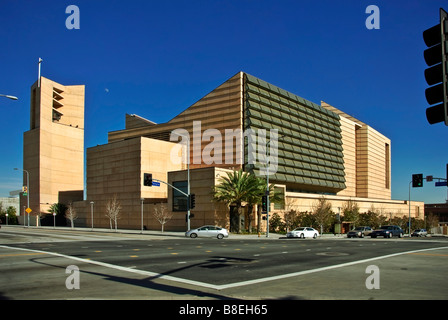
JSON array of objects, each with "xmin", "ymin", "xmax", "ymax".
[{"xmin": 370, "ymin": 225, "xmax": 404, "ymax": 238}]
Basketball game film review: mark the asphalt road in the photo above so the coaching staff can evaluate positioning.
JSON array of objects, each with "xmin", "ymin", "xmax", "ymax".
[{"xmin": 1, "ymin": 226, "xmax": 448, "ymax": 301}]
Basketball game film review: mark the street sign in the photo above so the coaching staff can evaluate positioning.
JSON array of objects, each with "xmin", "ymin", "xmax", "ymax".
[
  {"xmin": 25, "ymin": 208, "xmax": 32, "ymax": 214},
  {"xmin": 435, "ymin": 181, "xmax": 447, "ymax": 187},
  {"xmin": 152, "ymin": 181, "xmax": 160, "ymax": 186}
]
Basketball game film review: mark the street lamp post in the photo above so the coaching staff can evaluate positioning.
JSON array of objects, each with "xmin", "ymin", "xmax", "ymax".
[
  {"xmin": 90, "ymin": 201, "xmax": 94, "ymax": 231},
  {"xmin": 265, "ymin": 133, "xmax": 283, "ymax": 238},
  {"xmin": 0, "ymin": 94, "xmax": 18, "ymax": 100},
  {"xmin": 173, "ymin": 131, "xmax": 191, "ymax": 231},
  {"xmin": 141, "ymin": 198, "xmax": 144, "ymax": 234},
  {"xmin": 408, "ymin": 181, "xmax": 412, "ymax": 237},
  {"xmin": 266, "ymin": 155, "xmax": 271, "ymax": 238},
  {"xmin": 14, "ymin": 168, "xmax": 30, "ymax": 227}
]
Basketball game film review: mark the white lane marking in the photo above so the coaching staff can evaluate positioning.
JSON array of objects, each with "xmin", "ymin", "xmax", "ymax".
[
  {"xmin": 215, "ymin": 246, "xmax": 448, "ymax": 290},
  {"xmin": 2, "ymin": 245, "xmax": 448, "ymax": 291},
  {"xmin": 0, "ymin": 245, "xmax": 213, "ymax": 289}
]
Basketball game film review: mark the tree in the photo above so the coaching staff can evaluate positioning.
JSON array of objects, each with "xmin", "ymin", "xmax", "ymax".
[
  {"xmin": 153, "ymin": 204, "xmax": 172, "ymax": 232},
  {"xmin": 49, "ymin": 203, "xmax": 68, "ymax": 226},
  {"xmin": 0, "ymin": 204, "xmax": 19, "ymax": 225},
  {"xmin": 244, "ymin": 178, "xmax": 266, "ymax": 233},
  {"xmin": 269, "ymin": 212, "xmax": 284, "ymax": 233},
  {"xmin": 65, "ymin": 202, "xmax": 77, "ymax": 228},
  {"xmin": 312, "ymin": 196, "xmax": 333, "ymax": 235},
  {"xmin": 213, "ymin": 170, "xmax": 264, "ymax": 233},
  {"xmin": 5, "ymin": 206, "xmax": 18, "ymax": 225},
  {"xmin": 247, "ymin": 177, "xmax": 283, "ymax": 233},
  {"xmin": 342, "ymin": 199, "xmax": 360, "ymax": 227},
  {"xmin": 283, "ymin": 210, "xmax": 298, "ymax": 233},
  {"xmin": 426, "ymin": 213, "xmax": 439, "ymax": 233},
  {"xmin": 359, "ymin": 205, "xmax": 387, "ymax": 229},
  {"xmin": 105, "ymin": 195, "xmax": 121, "ymax": 231}
]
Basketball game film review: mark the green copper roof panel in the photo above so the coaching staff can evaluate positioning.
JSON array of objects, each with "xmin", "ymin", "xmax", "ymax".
[{"xmin": 243, "ymin": 73, "xmax": 346, "ymax": 193}]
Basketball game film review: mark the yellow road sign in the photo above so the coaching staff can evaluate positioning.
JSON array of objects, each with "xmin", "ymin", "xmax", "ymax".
[{"xmin": 25, "ymin": 208, "xmax": 32, "ymax": 214}]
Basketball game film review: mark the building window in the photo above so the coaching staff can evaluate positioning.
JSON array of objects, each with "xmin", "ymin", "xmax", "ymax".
[
  {"xmin": 385, "ymin": 143, "xmax": 390, "ymax": 189},
  {"xmin": 173, "ymin": 181, "xmax": 188, "ymax": 212},
  {"xmin": 273, "ymin": 187, "xmax": 285, "ymax": 210}
]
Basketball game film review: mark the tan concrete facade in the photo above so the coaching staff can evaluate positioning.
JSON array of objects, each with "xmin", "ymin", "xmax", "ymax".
[
  {"xmin": 167, "ymin": 167, "xmax": 232, "ymax": 230},
  {"xmin": 109, "ymin": 72, "xmax": 245, "ymax": 171},
  {"xmin": 285, "ymin": 193, "xmax": 423, "ymax": 221},
  {"xmin": 22, "ymin": 73, "xmax": 424, "ymax": 231},
  {"xmin": 77, "ymin": 137, "xmax": 184, "ymax": 229},
  {"xmin": 94, "ymin": 72, "xmax": 421, "ymax": 230},
  {"xmin": 321, "ymin": 101, "xmax": 392, "ymax": 199},
  {"xmin": 22, "ymin": 77, "xmax": 84, "ymax": 216}
]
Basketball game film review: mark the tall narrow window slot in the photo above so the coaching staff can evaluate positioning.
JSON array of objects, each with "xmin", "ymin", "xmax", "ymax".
[{"xmin": 385, "ymin": 143, "xmax": 390, "ymax": 189}]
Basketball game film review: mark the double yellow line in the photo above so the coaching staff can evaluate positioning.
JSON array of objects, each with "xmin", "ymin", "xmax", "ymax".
[
  {"xmin": 0, "ymin": 252, "xmax": 47, "ymax": 258},
  {"xmin": 407, "ymin": 252, "xmax": 448, "ymax": 257}
]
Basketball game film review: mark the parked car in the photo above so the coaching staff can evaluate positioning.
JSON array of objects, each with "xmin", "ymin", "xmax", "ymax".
[
  {"xmin": 347, "ymin": 226, "xmax": 373, "ymax": 238},
  {"xmin": 411, "ymin": 229, "xmax": 428, "ymax": 237},
  {"xmin": 185, "ymin": 225, "xmax": 229, "ymax": 239},
  {"xmin": 287, "ymin": 227, "xmax": 319, "ymax": 239},
  {"xmin": 370, "ymin": 225, "xmax": 404, "ymax": 238}
]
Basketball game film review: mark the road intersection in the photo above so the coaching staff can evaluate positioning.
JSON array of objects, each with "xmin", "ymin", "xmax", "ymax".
[{"xmin": 1, "ymin": 226, "xmax": 447, "ymax": 300}]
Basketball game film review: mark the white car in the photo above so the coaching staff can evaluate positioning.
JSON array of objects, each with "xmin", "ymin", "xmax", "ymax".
[
  {"xmin": 287, "ymin": 227, "xmax": 320, "ymax": 239},
  {"xmin": 185, "ymin": 225, "xmax": 229, "ymax": 239}
]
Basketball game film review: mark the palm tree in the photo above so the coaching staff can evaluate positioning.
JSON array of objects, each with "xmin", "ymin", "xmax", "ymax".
[
  {"xmin": 213, "ymin": 170, "xmax": 264, "ymax": 233},
  {"xmin": 244, "ymin": 176, "xmax": 267, "ymax": 233}
]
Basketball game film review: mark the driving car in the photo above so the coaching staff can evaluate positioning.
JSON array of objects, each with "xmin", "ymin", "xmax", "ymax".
[
  {"xmin": 347, "ymin": 226, "xmax": 373, "ymax": 238},
  {"xmin": 185, "ymin": 225, "xmax": 229, "ymax": 239},
  {"xmin": 411, "ymin": 229, "xmax": 428, "ymax": 237},
  {"xmin": 370, "ymin": 225, "xmax": 404, "ymax": 238},
  {"xmin": 286, "ymin": 227, "xmax": 319, "ymax": 239}
]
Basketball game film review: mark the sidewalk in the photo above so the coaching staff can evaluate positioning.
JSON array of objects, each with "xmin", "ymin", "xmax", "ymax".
[
  {"xmin": 2, "ymin": 225, "xmax": 346, "ymax": 240},
  {"xmin": 8, "ymin": 225, "xmax": 445, "ymax": 239}
]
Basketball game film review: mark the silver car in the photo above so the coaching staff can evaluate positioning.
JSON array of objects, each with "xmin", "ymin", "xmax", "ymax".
[
  {"xmin": 347, "ymin": 226, "xmax": 373, "ymax": 238},
  {"xmin": 185, "ymin": 225, "xmax": 229, "ymax": 239},
  {"xmin": 411, "ymin": 229, "xmax": 428, "ymax": 237}
]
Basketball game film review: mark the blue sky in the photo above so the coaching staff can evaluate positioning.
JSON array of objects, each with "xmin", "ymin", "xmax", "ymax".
[{"xmin": 0, "ymin": 0, "xmax": 447, "ymax": 204}]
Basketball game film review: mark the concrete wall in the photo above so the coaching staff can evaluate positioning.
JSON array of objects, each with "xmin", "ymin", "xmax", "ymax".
[
  {"xmin": 168, "ymin": 167, "xmax": 231, "ymax": 231},
  {"xmin": 75, "ymin": 136, "xmax": 184, "ymax": 230},
  {"xmin": 322, "ymin": 102, "xmax": 391, "ymax": 200},
  {"xmin": 285, "ymin": 192, "xmax": 424, "ymax": 219},
  {"xmin": 108, "ymin": 72, "xmax": 244, "ymax": 172},
  {"xmin": 22, "ymin": 77, "xmax": 84, "ymax": 215}
]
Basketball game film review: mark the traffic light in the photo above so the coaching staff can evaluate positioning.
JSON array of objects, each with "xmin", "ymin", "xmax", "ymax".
[
  {"xmin": 412, "ymin": 174, "xmax": 424, "ymax": 188},
  {"xmin": 189, "ymin": 194, "xmax": 195, "ymax": 209},
  {"xmin": 423, "ymin": 8, "xmax": 448, "ymax": 126},
  {"xmin": 261, "ymin": 195, "xmax": 268, "ymax": 212},
  {"xmin": 143, "ymin": 173, "xmax": 152, "ymax": 186}
]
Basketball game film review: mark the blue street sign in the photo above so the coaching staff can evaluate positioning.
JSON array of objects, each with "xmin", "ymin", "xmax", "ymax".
[
  {"xmin": 435, "ymin": 181, "xmax": 447, "ymax": 187},
  {"xmin": 152, "ymin": 181, "xmax": 161, "ymax": 187}
]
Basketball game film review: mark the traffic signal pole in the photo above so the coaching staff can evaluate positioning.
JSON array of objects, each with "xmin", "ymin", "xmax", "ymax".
[
  {"xmin": 408, "ymin": 181, "xmax": 412, "ymax": 237},
  {"xmin": 423, "ymin": 8, "xmax": 448, "ymax": 125},
  {"xmin": 152, "ymin": 178, "xmax": 191, "ymax": 231},
  {"xmin": 409, "ymin": 171, "xmax": 447, "ymax": 235}
]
